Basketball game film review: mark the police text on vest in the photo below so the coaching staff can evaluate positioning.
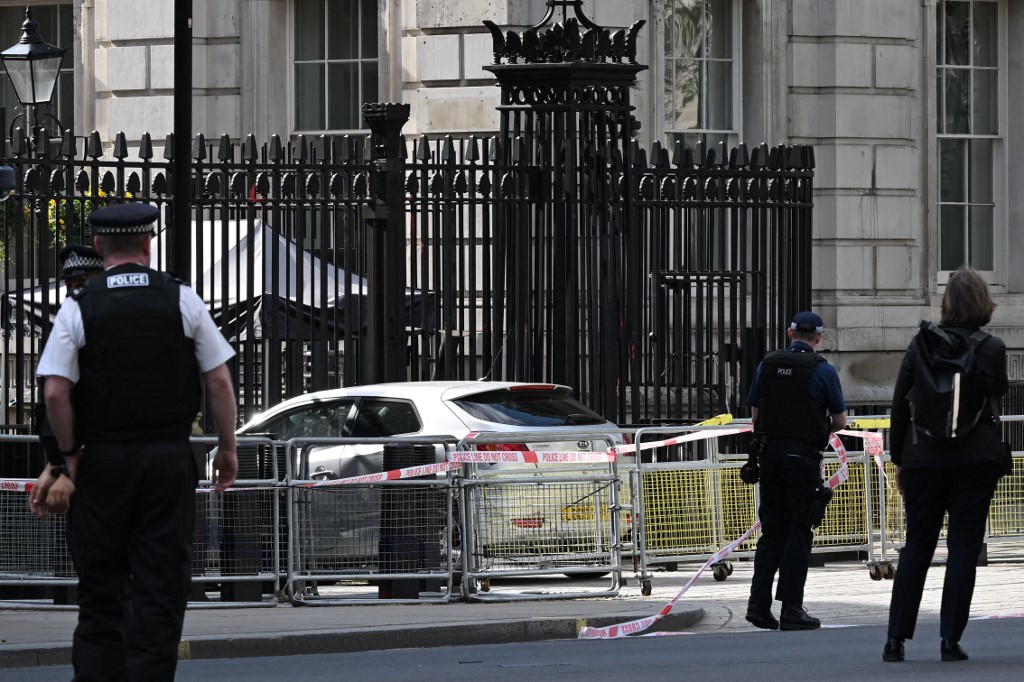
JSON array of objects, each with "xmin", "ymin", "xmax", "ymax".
[{"xmin": 107, "ymin": 273, "xmax": 149, "ymax": 288}]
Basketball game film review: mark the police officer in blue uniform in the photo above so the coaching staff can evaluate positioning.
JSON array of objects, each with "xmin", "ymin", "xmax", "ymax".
[
  {"xmin": 28, "ymin": 203, "xmax": 239, "ymax": 681},
  {"xmin": 744, "ymin": 311, "xmax": 847, "ymax": 631}
]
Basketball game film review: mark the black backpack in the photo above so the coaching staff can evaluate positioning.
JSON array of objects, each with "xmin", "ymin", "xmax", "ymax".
[{"xmin": 907, "ymin": 321, "xmax": 991, "ymax": 441}]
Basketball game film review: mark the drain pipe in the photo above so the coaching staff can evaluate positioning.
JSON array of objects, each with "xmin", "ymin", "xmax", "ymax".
[{"xmin": 78, "ymin": 0, "xmax": 96, "ymax": 137}]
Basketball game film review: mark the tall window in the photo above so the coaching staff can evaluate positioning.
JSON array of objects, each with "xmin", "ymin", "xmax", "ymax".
[
  {"xmin": 663, "ymin": 0, "xmax": 736, "ymax": 154},
  {"xmin": 936, "ymin": 0, "xmax": 1000, "ymax": 273},
  {"xmin": 293, "ymin": 0, "xmax": 379, "ymax": 133},
  {"xmin": 0, "ymin": 3, "xmax": 74, "ymax": 135}
]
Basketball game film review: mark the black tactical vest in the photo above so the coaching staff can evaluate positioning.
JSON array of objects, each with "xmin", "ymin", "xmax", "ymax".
[
  {"xmin": 72, "ymin": 263, "xmax": 201, "ymax": 442},
  {"xmin": 756, "ymin": 349, "xmax": 830, "ymax": 451}
]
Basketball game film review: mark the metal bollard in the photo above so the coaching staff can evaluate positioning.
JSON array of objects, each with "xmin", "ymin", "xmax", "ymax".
[{"xmin": 378, "ymin": 443, "xmax": 435, "ymax": 598}]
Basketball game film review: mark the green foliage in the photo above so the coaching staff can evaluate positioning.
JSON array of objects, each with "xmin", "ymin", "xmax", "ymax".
[{"xmin": 48, "ymin": 189, "xmax": 125, "ymax": 246}]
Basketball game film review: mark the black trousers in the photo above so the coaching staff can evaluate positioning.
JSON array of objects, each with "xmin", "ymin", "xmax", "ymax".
[
  {"xmin": 749, "ymin": 447, "xmax": 821, "ymax": 610},
  {"xmin": 68, "ymin": 439, "xmax": 197, "ymax": 682},
  {"xmin": 886, "ymin": 463, "xmax": 1001, "ymax": 642}
]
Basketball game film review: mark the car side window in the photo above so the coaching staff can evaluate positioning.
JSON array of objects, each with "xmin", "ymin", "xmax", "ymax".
[
  {"xmin": 350, "ymin": 400, "xmax": 421, "ymax": 437},
  {"xmin": 264, "ymin": 400, "xmax": 355, "ymax": 440}
]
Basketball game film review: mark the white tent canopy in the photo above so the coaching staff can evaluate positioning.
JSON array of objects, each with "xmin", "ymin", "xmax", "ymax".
[{"xmin": 5, "ymin": 220, "xmax": 434, "ymax": 340}]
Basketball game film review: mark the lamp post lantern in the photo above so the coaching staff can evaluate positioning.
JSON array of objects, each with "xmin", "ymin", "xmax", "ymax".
[
  {"xmin": 0, "ymin": 164, "xmax": 15, "ymax": 202},
  {"xmin": 1, "ymin": 6, "xmax": 66, "ymax": 137}
]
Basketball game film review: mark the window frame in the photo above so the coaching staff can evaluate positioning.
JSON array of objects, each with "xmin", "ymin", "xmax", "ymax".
[
  {"xmin": 289, "ymin": 0, "xmax": 379, "ymax": 136},
  {"xmin": 657, "ymin": 0, "xmax": 742, "ymax": 155},
  {"xmin": 934, "ymin": 0, "xmax": 1007, "ymax": 285}
]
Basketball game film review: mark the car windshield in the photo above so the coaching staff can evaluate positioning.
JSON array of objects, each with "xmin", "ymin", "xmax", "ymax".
[{"xmin": 452, "ymin": 388, "xmax": 607, "ymax": 427}]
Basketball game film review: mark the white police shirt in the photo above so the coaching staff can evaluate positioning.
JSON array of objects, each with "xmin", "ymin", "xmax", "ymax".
[{"xmin": 36, "ymin": 279, "xmax": 234, "ymax": 384}]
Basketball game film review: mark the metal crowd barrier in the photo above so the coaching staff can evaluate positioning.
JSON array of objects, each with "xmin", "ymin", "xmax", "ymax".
[
  {"xmin": 987, "ymin": 448, "xmax": 1024, "ymax": 562},
  {"xmin": 0, "ymin": 467, "xmax": 76, "ymax": 610},
  {"xmin": 7, "ymin": 417, "xmax": 1024, "ymax": 610},
  {"xmin": 630, "ymin": 423, "xmax": 889, "ymax": 592},
  {"xmin": 630, "ymin": 424, "xmax": 756, "ymax": 594},
  {"xmin": 814, "ymin": 446, "xmax": 874, "ymax": 560},
  {"xmin": 876, "ymin": 445, "xmax": 1024, "ymax": 569},
  {"xmin": 988, "ymin": 415, "xmax": 1024, "ymax": 563},
  {"xmin": 861, "ymin": 413, "xmax": 1024, "ymax": 574},
  {"xmin": 190, "ymin": 435, "xmax": 283, "ymax": 607},
  {"xmin": 283, "ymin": 436, "xmax": 459, "ymax": 605},
  {"xmin": 457, "ymin": 431, "xmax": 627, "ymax": 601},
  {"xmin": 0, "ymin": 435, "xmax": 283, "ymax": 609}
]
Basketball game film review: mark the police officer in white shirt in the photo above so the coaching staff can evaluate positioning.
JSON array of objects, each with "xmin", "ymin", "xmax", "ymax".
[{"xmin": 28, "ymin": 203, "xmax": 238, "ymax": 681}]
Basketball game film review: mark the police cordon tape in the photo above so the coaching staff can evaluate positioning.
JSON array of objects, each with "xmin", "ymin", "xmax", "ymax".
[
  {"xmin": 0, "ymin": 479, "xmax": 34, "ymax": 493},
  {"xmin": 578, "ymin": 521, "xmax": 763, "ymax": 639},
  {"xmin": 577, "ymin": 429, "xmax": 885, "ymax": 640},
  {"xmin": 299, "ymin": 420, "xmax": 754, "ymax": 487},
  {"xmin": 448, "ymin": 450, "xmax": 617, "ymax": 464},
  {"xmin": 299, "ymin": 461, "xmax": 463, "ymax": 487},
  {"xmin": 5, "ymin": 421, "xmax": 886, "ymax": 497},
  {"xmin": 611, "ymin": 426, "xmax": 753, "ymax": 456}
]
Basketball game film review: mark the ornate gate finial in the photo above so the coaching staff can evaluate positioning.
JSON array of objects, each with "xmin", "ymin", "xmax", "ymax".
[{"xmin": 484, "ymin": 0, "xmax": 644, "ymax": 65}]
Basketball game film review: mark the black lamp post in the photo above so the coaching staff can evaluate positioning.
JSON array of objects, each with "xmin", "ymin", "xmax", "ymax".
[
  {"xmin": 1, "ymin": 161, "xmax": 16, "ymax": 422},
  {"xmin": 1, "ymin": 6, "xmax": 66, "ymax": 138}
]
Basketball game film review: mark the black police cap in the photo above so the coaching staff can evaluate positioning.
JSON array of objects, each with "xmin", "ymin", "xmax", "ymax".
[
  {"xmin": 58, "ymin": 244, "xmax": 103, "ymax": 279},
  {"xmin": 89, "ymin": 203, "xmax": 159, "ymax": 235}
]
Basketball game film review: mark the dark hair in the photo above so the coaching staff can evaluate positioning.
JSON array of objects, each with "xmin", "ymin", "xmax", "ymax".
[
  {"xmin": 96, "ymin": 233, "xmax": 150, "ymax": 257},
  {"xmin": 790, "ymin": 330, "xmax": 820, "ymax": 343},
  {"xmin": 941, "ymin": 266, "xmax": 994, "ymax": 327}
]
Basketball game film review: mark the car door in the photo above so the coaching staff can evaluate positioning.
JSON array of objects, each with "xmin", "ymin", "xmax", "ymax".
[
  {"xmin": 255, "ymin": 399, "xmax": 356, "ymax": 480},
  {"xmin": 342, "ymin": 398, "xmax": 423, "ymax": 477}
]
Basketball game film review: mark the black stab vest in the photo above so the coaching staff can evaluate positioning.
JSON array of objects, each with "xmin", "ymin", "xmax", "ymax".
[
  {"xmin": 756, "ymin": 349, "xmax": 830, "ymax": 450},
  {"xmin": 72, "ymin": 263, "xmax": 201, "ymax": 442}
]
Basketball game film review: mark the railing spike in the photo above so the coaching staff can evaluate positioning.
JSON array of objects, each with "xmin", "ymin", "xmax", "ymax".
[
  {"xmin": 88, "ymin": 131, "xmax": 104, "ymax": 159},
  {"xmin": 192, "ymin": 133, "xmax": 207, "ymax": 161},
  {"xmin": 218, "ymin": 134, "xmax": 233, "ymax": 162},
  {"xmin": 270, "ymin": 135, "xmax": 284, "ymax": 162},
  {"xmin": 138, "ymin": 133, "xmax": 154, "ymax": 160},
  {"xmin": 113, "ymin": 132, "xmax": 129, "ymax": 160}
]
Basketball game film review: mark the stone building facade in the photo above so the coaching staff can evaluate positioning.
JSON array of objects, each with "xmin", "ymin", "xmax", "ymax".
[{"xmin": 3, "ymin": 0, "xmax": 1021, "ymax": 405}]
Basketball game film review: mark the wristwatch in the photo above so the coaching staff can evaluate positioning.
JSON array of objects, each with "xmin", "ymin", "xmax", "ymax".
[{"xmin": 50, "ymin": 464, "xmax": 68, "ymax": 479}]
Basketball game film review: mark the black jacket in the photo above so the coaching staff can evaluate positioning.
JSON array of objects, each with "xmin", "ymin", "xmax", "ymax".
[{"xmin": 890, "ymin": 324, "xmax": 1007, "ymax": 468}]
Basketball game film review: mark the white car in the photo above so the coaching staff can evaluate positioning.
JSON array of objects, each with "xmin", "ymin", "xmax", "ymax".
[{"xmin": 212, "ymin": 381, "xmax": 627, "ymax": 574}]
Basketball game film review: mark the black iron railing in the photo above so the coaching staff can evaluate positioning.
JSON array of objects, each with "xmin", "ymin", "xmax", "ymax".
[{"xmin": 2, "ymin": 127, "xmax": 811, "ymax": 432}]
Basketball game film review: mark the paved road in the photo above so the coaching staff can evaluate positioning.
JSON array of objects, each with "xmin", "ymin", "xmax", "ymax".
[
  {"xmin": 4, "ymin": 547, "xmax": 1023, "ymax": 672},
  {"xmin": 9, "ymin": 616, "xmax": 1024, "ymax": 681}
]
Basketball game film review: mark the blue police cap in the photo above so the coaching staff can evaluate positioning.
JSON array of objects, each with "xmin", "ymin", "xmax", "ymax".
[
  {"xmin": 89, "ymin": 203, "xmax": 159, "ymax": 235},
  {"xmin": 790, "ymin": 311, "xmax": 824, "ymax": 334},
  {"xmin": 59, "ymin": 244, "xmax": 103, "ymax": 279}
]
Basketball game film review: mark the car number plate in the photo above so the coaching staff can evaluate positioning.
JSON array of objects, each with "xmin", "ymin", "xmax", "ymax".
[{"xmin": 561, "ymin": 504, "xmax": 606, "ymax": 522}]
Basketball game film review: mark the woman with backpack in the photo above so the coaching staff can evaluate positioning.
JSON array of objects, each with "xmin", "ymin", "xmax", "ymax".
[{"xmin": 883, "ymin": 266, "xmax": 1009, "ymax": 663}]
